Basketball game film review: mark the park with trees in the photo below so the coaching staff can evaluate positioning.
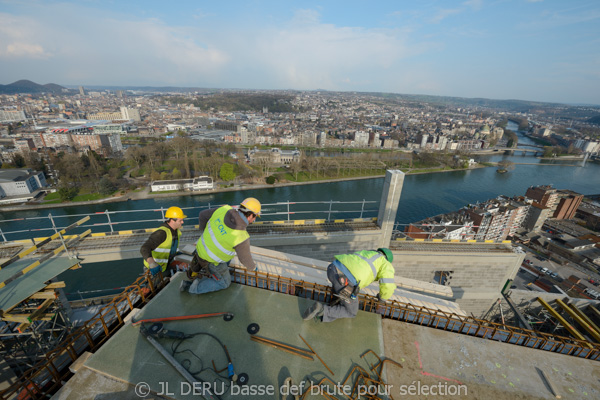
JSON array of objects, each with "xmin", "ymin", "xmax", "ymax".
[{"xmin": 2, "ymin": 132, "xmax": 477, "ymax": 203}]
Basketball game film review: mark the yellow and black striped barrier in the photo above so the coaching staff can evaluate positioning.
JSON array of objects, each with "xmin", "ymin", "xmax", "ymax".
[
  {"xmin": 17, "ymin": 217, "xmax": 378, "ymax": 244},
  {"xmin": 396, "ymin": 237, "xmax": 512, "ymax": 244},
  {"xmin": 0, "ymin": 229, "xmax": 91, "ymax": 290},
  {"xmin": 0, "ymin": 216, "xmax": 90, "ymax": 271}
]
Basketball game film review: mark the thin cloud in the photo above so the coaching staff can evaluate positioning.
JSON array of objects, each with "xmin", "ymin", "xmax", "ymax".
[
  {"xmin": 430, "ymin": 8, "xmax": 462, "ymax": 24},
  {"xmin": 463, "ymin": 0, "xmax": 483, "ymax": 10},
  {"xmin": 5, "ymin": 42, "xmax": 48, "ymax": 58},
  {"xmin": 0, "ymin": 13, "xmax": 51, "ymax": 59}
]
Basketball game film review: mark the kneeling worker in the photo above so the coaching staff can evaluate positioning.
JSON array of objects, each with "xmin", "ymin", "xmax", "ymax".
[
  {"xmin": 181, "ymin": 197, "xmax": 261, "ymax": 294},
  {"xmin": 302, "ymin": 248, "xmax": 396, "ymax": 322}
]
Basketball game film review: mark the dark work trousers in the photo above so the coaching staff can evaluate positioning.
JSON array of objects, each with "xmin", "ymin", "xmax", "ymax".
[{"xmin": 323, "ymin": 263, "xmax": 359, "ymax": 322}]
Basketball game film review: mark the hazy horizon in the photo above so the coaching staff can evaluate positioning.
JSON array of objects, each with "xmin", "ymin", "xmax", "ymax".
[{"xmin": 2, "ymin": 1, "xmax": 599, "ymax": 105}]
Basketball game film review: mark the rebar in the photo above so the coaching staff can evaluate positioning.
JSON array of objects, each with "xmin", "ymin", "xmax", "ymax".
[
  {"xmin": 250, "ymin": 336, "xmax": 314, "ymax": 360},
  {"xmin": 299, "ymin": 334, "xmax": 334, "ymax": 376}
]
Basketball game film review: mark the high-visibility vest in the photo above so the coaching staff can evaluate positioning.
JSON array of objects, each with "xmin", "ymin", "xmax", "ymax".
[
  {"xmin": 335, "ymin": 250, "xmax": 396, "ymax": 300},
  {"xmin": 143, "ymin": 226, "xmax": 181, "ymax": 272},
  {"xmin": 196, "ymin": 205, "xmax": 250, "ymax": 265}
]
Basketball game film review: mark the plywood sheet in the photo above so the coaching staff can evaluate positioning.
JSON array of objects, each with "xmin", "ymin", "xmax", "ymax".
[{"xmin": 0, "ymin": 256, "xmax": 80, "ymax": 313}]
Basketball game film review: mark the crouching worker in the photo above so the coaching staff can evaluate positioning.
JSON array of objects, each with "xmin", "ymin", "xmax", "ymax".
[
  {"xmin": 141, "ymin": 206, "xmax": 186, "ymax": 277},
  {"xmin": 180, "ymin": 198, "xmax": 261, "ymax": 294},
  {"xmin": 302, "ymin": 248, "xmax": 396, "ymax": 322}
]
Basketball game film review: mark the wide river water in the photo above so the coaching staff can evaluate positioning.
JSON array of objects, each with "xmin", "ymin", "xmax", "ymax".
[{"xmin": 2, "ymin": 121, "xmax": 598, "ymax": 297}]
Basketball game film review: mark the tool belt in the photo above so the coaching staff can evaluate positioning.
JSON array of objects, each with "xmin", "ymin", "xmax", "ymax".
[
  {"xmin": 333, "ymin": 266, "xmax": 360, "ymax": 304},
  {"xmin": 190, "ymin": 252, "xmax": 212, "ymax": 278}
]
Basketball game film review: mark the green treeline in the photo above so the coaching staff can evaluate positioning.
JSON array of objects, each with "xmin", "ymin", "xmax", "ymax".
[
  {"xmin": 503, "ymin": 129, "xmax": 519, "ymax": 148},
  {"xmin": 165, "ymin": 93, "xmax": 301, "ymax": 113}
]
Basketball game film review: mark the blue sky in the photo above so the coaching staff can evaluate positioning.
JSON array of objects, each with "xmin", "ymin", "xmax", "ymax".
[{"xmin": 1, "ymin": 0, "xmax": 599, "ymax": 105}]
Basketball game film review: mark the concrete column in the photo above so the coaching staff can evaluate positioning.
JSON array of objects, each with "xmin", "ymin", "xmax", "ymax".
[{"xmin": 377, "ymin": 170, "xmax": 405, "ymax": 248}]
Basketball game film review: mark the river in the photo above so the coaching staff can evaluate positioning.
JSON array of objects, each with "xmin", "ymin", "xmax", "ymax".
[{"xmin": 2, "ymin": 121, "xmax": 599, "ymax": 297}]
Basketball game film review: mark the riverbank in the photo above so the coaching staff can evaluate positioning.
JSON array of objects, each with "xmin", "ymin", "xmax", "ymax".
[
  {"xmin": 0, "ymin": 165, "xmax": 493, "ymax": 213},
  {"xmin": 538, "ymin": 155, "xmax": 585, "ymax": 160}
]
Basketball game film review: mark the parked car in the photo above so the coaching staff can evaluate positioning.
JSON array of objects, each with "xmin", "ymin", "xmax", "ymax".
[
  {"xmin": 540, "ymin": 267, "xmax": 549, "ymax": 274},
  {"xmin": 550, "ymin": 272, "xmax": 558, "ymax": 279}
]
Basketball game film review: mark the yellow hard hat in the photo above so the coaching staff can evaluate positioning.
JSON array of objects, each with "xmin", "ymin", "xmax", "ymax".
[
  {"xmin": 240, "ymin": 197, "xmax": 261, "ymax": 216},
  {"xmin": 165, "ymin": 206, "xmax": 187, "ymax": 219}
]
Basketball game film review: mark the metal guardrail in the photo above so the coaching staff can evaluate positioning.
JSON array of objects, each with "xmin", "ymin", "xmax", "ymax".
[{"xmin": 0, "ymin": 200, "xmax": 378, "ymax": 242}]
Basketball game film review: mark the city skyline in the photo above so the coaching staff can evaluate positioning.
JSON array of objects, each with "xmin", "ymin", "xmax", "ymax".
[{"xmin": 1, "ymin": 0, "xmax": 600, "ymax": 105}]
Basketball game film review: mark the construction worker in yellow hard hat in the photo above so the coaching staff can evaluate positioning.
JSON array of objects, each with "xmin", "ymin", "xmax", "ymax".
[
  {"xmin": 141, "ymin": 206, "xmax": 186, "ymax": 276},
  {"xmin": 180, "ymin": 198, "xmax": 261, "ymax": 294},
  {"xmin": 302, "ymin": 248, "xmax": 396, "ymax": 323}
]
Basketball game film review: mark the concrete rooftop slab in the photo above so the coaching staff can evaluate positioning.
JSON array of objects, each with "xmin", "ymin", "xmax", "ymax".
[
  {"xmin": 382, "ymin": 318, "xmax": 600, "ymax": 399},
  {"xmin": 79, "ymin": 273, "xmax": 385, "ymax": 400}
]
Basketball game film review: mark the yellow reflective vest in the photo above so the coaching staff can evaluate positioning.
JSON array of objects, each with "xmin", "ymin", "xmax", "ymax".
[
  {"xmin": 334, "ymin": 250, "xmax": 396, "ymax": 300},
  {"xmin": 196, "ymin": 205, "xmax": 250, "ymax": 265},
  {"xmin": 143, "ymin": 226, "xmax": 181, "ymax": 272}
]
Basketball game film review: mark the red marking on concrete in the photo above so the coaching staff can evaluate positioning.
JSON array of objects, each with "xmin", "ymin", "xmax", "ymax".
[
  {"xmin": 414, "ymin": 341, "xmax": 423, "ymax": 369},
  {"xmin": 414, "ymin": 341, "xmax": 463, "ymax": 385},
  {"xmin": 422, "ymin": 371, "xmax": 463, "ymax": 385}
]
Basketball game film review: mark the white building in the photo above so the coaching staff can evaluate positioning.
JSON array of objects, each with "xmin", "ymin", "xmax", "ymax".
[
  {"xmin": 150, "ymin": 176, "xmax": 213, "ymax": 192},
  {"xmin": 583, "ymin": 141, "xmax": 600, "ymax": 154},
  {"xmin": 120, "ymin": 107, "xmax": 141, "ymax": 122},
  {"xmin": 0, "ymin": 110, "xmax": 27, "ymax": 123},
  {"xmin": 354, "ymin": 131, "xmax": 369, "ymax": 147},
  {"xmin": 249, "ymin": 147, "xmax": 301, "ymax": 165},
  {"xmin": 0, "ymin": 169, "xmax": 48, "ymax": 197}
]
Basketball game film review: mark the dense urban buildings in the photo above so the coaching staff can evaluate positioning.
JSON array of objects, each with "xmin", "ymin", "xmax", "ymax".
[
  {"xmin": 1, "ymin": 86, "xmax": 599, "ymax": 167},
  {"xmin": 405, "ymin": 185, "xmax": 587, "ymax": 241}
]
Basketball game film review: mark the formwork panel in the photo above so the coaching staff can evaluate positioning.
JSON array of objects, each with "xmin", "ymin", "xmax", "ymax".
[{"xmin": 84, "ymin": 274, "xmax": 384, "ymax": 399}]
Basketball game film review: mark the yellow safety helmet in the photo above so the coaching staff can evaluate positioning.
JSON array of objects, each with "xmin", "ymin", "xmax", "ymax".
[
  {"xmin": 240, "ymin": 197, "xmax": 261, "ymax": 216},
  {"xmin": 165, "ymin": 206, "xmax": 187, "ymax": 219}
]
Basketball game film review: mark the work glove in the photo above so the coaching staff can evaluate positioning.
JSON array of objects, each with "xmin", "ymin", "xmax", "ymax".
[{"xmin": 148, "ymin": 260, "xmax": 161, "ymax": 276}]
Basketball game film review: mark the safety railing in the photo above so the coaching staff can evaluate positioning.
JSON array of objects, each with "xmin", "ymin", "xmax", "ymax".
[{"xmin": 0, "ymin": 200, "xmax": 378, "ymax": 242}]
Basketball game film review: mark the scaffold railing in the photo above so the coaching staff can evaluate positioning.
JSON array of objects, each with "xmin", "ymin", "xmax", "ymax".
[
  {"xmin": 0, "ymin": 271, "xmax": 169, "ymax": 400},
  {"xmin": 0, "ymin": 200, "xmax": 379, "ymax": 242}
]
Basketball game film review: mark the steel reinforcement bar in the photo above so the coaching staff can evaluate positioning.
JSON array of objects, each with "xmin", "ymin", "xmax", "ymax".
[{"xmin": 231, "ymin": 268, "xmax": 600, "ymax": 361}]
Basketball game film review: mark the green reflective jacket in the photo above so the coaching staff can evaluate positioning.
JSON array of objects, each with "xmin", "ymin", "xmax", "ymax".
[
  {"xmin": 196, "ymin": 205, "xmax": 250, "ymax": 265},
  {"xmin": 335, "ymin": 250, "xmax": 396, "ymax": 300}
]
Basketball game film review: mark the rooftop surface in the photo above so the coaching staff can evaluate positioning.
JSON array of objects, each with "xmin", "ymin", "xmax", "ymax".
[
  {"xmin": 383, "ymin": 318, "xmax": 600, "ymax": 399},
  {"xmin": 54, "ymin": 272, "xmax": 600, "ymax": 400},
  {"xmin": 57, "ymin": 274, "xmax": 384, "ymax": 400},
  {"xmin": 391, "ymin": 240, "xmax": 515, "ymax": 253}
]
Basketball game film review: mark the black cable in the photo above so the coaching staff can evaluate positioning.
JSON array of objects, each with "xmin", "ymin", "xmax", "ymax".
[{"xmin": 169, "ymin": 331, "xmax": 232, "ymax": 388}]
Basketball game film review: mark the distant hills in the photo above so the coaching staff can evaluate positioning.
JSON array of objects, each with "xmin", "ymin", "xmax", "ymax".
[
  {"xmin": 2, "ymin": 80, "xmax": 599, "ymax": 120},
  {"xmin": 0, "ymin": 80, "xmax": 68, "ymax": 94}
]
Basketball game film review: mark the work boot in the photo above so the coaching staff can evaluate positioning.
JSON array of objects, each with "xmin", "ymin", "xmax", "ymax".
[
  {"xmin": 302, "ymin": 302, "xmax": 324, "ymax": 320},
  {"xmin": 179, "ymin": 279, "xmax": 191, "ymax": 292}
]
